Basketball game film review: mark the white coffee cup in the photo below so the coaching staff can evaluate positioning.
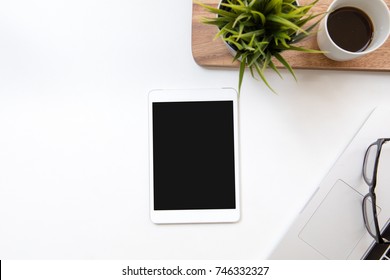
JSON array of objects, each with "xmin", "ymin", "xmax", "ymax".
[{"xmin": 317, "ymin": 0, "xmax": 390, "ymax": 61}]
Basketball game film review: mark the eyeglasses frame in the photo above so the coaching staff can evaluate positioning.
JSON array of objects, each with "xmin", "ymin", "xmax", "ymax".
[{"xmin": 362, "ymin": 138, "xmax": 390, "ymax": 244}]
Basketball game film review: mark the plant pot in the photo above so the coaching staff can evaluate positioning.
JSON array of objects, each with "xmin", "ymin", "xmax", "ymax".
[
  {"xmin": 217, "ymin": 0, "xmax": 239, "ymax": 58},
  {"xmin": 217, "ymin": 0, "xmax": 300, "ymax": 59},
  {"xmin": 200, "ymin": 0, "xmax": 321, "ymax": 93}
]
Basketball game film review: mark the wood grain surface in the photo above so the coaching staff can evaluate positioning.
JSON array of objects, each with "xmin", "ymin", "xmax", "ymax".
[{"xmin": 192, "ymin": 0, "xmax": 390, "ymax": 71}]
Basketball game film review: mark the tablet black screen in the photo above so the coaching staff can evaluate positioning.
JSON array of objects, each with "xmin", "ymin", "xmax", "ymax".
[{"xmin": 152, "ymin": 101, "xmax": 236, "ymax": 210}]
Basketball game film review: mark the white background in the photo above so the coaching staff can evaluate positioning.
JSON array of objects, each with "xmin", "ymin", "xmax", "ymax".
[{"xmin": 0, "ymin": 0, "xmax": 389, "ymax": 259}]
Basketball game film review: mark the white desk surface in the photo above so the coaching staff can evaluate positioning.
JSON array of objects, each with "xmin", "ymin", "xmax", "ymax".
[{"xmin": 0, "ymin": 0, "xmax": 389, "ymax": 259}]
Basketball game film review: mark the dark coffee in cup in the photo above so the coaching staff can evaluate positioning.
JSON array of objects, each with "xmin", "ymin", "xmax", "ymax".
[{"xmin": 327, "ymin": 7, "xmax": 373, "ymax": 52}]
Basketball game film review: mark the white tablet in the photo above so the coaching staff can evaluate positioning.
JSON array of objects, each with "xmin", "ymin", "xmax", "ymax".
[{"xmin": 148, "ymin": 88, "xmax": 240, "ymax": 224}]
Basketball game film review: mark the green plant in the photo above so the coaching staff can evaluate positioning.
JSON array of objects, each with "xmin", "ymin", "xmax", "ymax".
[{"xmin": 197, "ymin": 0, "xmax": 323, "ymax": 93}]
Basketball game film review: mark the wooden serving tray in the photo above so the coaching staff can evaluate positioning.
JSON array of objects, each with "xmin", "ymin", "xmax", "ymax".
[{"xmin": 192, "ymin": 0, "xmax": 390, "ymax": 71}]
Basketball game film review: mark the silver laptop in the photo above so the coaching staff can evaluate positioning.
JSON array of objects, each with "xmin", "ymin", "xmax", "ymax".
[{"xmin": 269, "ymin": 107, "xmax": 390, "ymax": 260}]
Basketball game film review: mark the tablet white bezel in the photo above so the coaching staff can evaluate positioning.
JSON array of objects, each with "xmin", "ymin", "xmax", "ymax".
[{"xmin": 148, "ymin": 88, "xmax": 240, "ymax": 224}]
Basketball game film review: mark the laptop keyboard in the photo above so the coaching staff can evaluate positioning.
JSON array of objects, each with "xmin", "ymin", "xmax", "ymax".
[
  {"xmin": 381, "ymin": 246, "xmax": 390, "ymax": 260},
  {"xmin": 363, "ymin": 221, "xmax": 390, "ymax": 260}
]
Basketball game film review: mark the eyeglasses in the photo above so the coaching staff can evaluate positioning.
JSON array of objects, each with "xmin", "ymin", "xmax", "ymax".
[{"xmin": 362, "ymin": 138, "xmax": 390, "ymax": 244}]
